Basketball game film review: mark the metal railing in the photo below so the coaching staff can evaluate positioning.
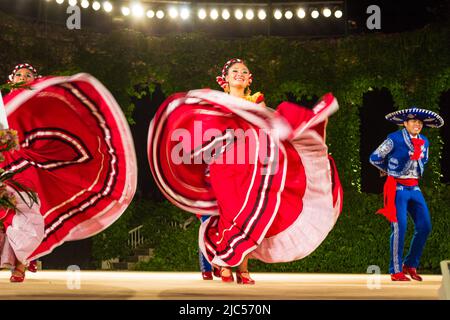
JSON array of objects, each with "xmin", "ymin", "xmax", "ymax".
[{"xmin": 128, "ymin": 225, "xmax": 145, "ymax": 249}]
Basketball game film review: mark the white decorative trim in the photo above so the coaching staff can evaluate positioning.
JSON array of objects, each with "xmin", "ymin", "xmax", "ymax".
[{"xmin": 392, "ymin": 222, "xmax": 400, "ymax": 273}]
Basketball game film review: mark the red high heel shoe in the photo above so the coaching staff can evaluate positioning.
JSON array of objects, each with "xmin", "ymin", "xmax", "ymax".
[
  {"xmin": 28, "ymin": 260, "xmax": 38, "ymax": 273},
  {"xmin": 202, "ymin": 271, "xmax": 213, "ymax": 280},
  {"xmin": 403, "ymin": 266, "xmax": 423, "ymax": 281},
  {"xmin": 236, "ymin": 270, "xmax": 255, "ymax": 285},
  {"xmin": 220, "ymin": 267, "xmax": 234, "ymax": 283},
  {"xmin": 213, "ymin": 266, "xmax": 221, "ymax": 278},
  {"xmin": 10, "ymin": 268, "xmax": 26, "ymax": 283},
  {"xmin": 390, "ymin": 272, "xmax": 410, "ymax": 281}
]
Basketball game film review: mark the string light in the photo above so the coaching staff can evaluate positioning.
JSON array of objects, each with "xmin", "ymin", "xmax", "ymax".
[
  {"xmin": 234, "ymin": 9, "xmax": 244, "ymax": 20},
  {"xmin": 210, "ymin": 9, "xmax": 219, "ymax": 20},
  {"xmin": 45, "ymin": 1, "xmax": 345, "ymax": 25},
  {"xmin": 274, "ymin": 9, "xmax": 282, "ymax": 20},
  {"xmin": 323, "ymin": 8, "xmax": 332, "ymax": 18},
  {"xmin": 168, "ymin": 7, "xmax": 178, "ymax": 19},
  {"xmin": 92, "ymin": 1, "xmax": 101, "ymax": 11},
  {"xmin": 222, "ymin": 9, "xmax": 230, "ymax": 20},
  {"xmin": 198, "ymin": 8, "xmax": 207, "ymax": 20},
  {"xmin": 297, "ymin": 8, "xmax": 306, "ymax": 19},
  {"xmin": 103, "ymin": 1, "xmax": 113, "ymax": 13},
  {"xmin": 80, "ymin": 0, "xmax": 89, "ymax": 9},
  {"xmin": 180, "ymin": 8, "xmax": 190, "ymax": 20},
  {"xmin": 245, "ymin": 9, "xmax": 254, "ymax": 20},
  {"xmin": 156, "ymin": 10, "xmax": 164, "ymax": 19},
  {"xmin": 121, "ymin": 6, "xmax": 130, "ymax": 16},
  {"xmin": 131, "ymin": 3, "xmax": 144, "ymax": 18},
  {"xmin": 285, "ymin": 10, "xmax": 293, "ymax": 20},
  {"xmin": 257, "ymin": 9, "xmax": 266, "ymax": 20}
]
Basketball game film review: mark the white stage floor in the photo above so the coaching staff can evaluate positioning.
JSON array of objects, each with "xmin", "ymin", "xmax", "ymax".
[{"xmin": 0, "ymin": 271, "xmax": 443, "ymax": 300}]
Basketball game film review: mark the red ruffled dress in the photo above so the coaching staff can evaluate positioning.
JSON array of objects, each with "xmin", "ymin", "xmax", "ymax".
[
  {"xmin": 148, "ymin": 89, "xmax": 343, "ymax": 267},
  {"xmin": 0, "ymin": 74, "xmax": 137, "ymax": 267}
]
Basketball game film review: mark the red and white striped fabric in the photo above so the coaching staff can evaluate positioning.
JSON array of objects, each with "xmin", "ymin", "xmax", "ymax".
[
  {"xmin": 148, "ymin": 89, "xmax": 343, "ymax": 267},
  {"xmin": 0, "ymin": 73, "xmax": 137, "ymax": 263}
]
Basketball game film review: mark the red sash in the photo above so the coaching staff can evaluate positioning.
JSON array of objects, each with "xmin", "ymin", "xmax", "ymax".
[{"xmin": 377, "ymin": 176, "xmax": 418, "ymax": 223}]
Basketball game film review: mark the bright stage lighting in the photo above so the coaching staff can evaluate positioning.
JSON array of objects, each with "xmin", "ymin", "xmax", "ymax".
[
  {"xmin": 103, "ymin": 1, "xmax": 113, "ymax": 13},
  {"xmin": 323, "ymin": 8, "xmax": 332, "ymax": 17},
  {"xmin": 311, "ymin": 9, "xmax": 319, "ymax": 19},
  {"xmin": 80, "ymin": 0, "xmax": 89, "ymax": 9},
  {"xmin": 297, "ymin": 8, "xmax": 306, "ymax": 18},
  {"xmin": 146, "ymin": 10, "xmax": 155, "ymax": 18},
  {"xmin": 198, "ymin": 8, "xmax": 207, "ymax": 20},
  {"xmin": 222, "ymin": 9, "xmax": 230, "ymax": 20},
  {"xmin": 56, "ymin": 0, "xmax": 64, "ymax": 5},
  {"xmin": 274, "ymin": 9, "xmax": 282, "ymax": 20},
  {"xmin": 68, "ymin": 0, "xmax": 77, "ymax": 6},
  {"xmin": 168, "ymin": 7, "xmax": 178, "ymax": 19},
  {"xmin": 334, "ymin": 9, "xmax": 343, "ymax": 18},
  {"xmin": 156, "ymin": 10, "xmax": 165, "ymax": 19},
  {"xmin": 131, "ymin": 4, "xmax": 144, "ymax": 18},
  {"xmin": 210, "ymin": 9, "xmax": 219, "ymax": 20},
  {"xmin": 121, "ymin": 6, "xmax": 130, "ymax": 16},
  {"xmin": 245, "ymin": 9, "xmax": 254, "ymax": 20},
  {"xmin": 285, "ymin": 10, "xmax": 293, "ymax": 20},
  {"xmin": 257, "ymin": 9, "xmax": 266, "ymax": 20},
  {"xmin": 92, "ymin": 1, "xmax": 101, "ymax": 11},
  {"xmin": 234, "ymin": 9, "xmax": 244, "ymax": 20},
  {"xmin": 180, "ymin": 8, "xmax": 190, "ymax": 20}
]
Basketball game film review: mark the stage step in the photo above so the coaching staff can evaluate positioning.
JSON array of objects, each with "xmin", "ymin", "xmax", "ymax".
[{"xmin": 102, "ymin": 247, "xmax": 154, "ymax": 270}]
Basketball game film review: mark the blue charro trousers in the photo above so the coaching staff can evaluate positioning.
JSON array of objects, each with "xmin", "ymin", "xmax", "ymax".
[
  {"xmin": 198, "ymin": 215, "xmax": 212, "ymax": 272},
  {"xmin": 390, "ymin": 185, "xmax": 432, "ymax": 274}
]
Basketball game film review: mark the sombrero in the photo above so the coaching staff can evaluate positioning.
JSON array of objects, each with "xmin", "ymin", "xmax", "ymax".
[{"xmin": 385, "ymin": 107, "xmax": 444, "ymax": 128}]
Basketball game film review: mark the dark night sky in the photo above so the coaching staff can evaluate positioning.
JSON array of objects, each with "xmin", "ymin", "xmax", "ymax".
[{"xmin": 0, "ymin": 0, "xmax": 448, "ymax": 37}]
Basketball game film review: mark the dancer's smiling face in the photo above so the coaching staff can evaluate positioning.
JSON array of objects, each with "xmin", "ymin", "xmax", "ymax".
[
  {"xmin": 404, "ymin": 119, "xmax": 423, "ymax": 136},
  {"xmin": 12, "ymin": 68, "xmax": 36, "ymax": 84},
  {"xmin": 225, "ymin": 63, "xmax": 251, "ymax": 90}
]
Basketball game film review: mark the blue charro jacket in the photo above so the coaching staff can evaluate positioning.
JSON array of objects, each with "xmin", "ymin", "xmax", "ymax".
[{"xmin": 369, "ymin": 128, "xmax": 429, "ymax": 179}]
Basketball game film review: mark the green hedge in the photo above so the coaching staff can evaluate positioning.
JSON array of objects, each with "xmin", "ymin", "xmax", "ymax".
[
  {"xmin": 2, "ymin": 12, "xmax": 448, "ymax": 191},
  {"xmin": 1, "ymin": 12, "xmax": 449, "ymax": 273}
]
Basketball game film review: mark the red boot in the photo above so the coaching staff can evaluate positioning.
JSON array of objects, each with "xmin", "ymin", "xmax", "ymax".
[
  {"xmin": 202, "ymin": 271, "xmax": 213, "ymax": 280},
  {"xmin": 403, "ymin": 266, "xmax": 423, "ymax": 281},
  {"xmin": 391, "ymin": 272, "xmax": 410, "ymax": 281}
]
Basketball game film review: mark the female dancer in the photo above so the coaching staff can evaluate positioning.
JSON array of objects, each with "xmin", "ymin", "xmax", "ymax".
[
  {"xmin": 3, "ymin": 63, "xmax": 42, "ymax": 274},
  {"xmin": 0, "ymin": 63, "xmax": 137, "ymax": 282},
  {"xmin": 149, "ymin": 58, "xmax": 343, "ymax": 284}
]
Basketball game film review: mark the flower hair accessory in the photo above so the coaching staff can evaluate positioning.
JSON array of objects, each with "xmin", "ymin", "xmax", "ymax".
[
  {"xmin": 8, "ymin": 63, "xmax": 42, "ymax": 83},
  {"xmin": 216, "ymin": 58, "xmax": 252, "ymax": 90}
]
